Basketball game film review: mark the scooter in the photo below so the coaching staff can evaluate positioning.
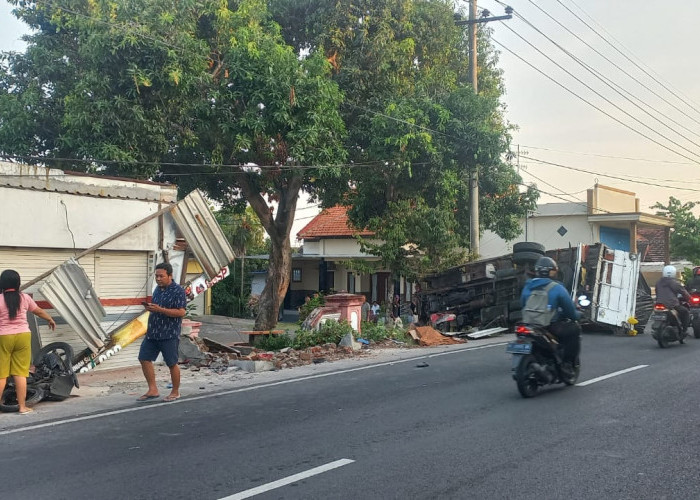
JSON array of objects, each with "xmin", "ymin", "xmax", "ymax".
[
  {"xmin": 649, "ymin": 303, "xmax": 687, "ymax": 348},
  {"xmin": 506, "ymin": 322, "xmax": 579, "ymax": 398}
]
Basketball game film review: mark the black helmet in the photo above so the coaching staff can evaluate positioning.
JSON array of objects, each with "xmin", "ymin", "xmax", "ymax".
[{"xmin": 534, "ymin": 256, "xmax": 558, "ymax": 277}]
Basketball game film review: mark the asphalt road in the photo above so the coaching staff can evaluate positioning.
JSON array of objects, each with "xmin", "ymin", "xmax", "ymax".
[{"xmin": 3, "ymin": 332, "xmax": 700, "ymax": 500}]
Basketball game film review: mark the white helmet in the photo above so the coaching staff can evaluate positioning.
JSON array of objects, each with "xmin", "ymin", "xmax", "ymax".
[{"xmin": 662, "ymin": 265, "xmax": 677, "ymax": 278}]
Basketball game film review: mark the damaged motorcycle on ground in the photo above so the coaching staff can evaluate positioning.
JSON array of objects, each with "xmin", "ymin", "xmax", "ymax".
[{"xmin": 0, "ymin": 342, "xmax": 79, "ymax": 412}]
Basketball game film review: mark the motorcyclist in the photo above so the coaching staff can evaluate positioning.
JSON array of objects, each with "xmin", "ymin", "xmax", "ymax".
[
  {"xmin": 656, "ymin": 265, "xmax": 690, "ymax": 330},
  {"xmin": 521, "ymin": 256, "xmax": 582, "ymax": 374},
  {"xmin": 685, "ymin": 266, "xmax": 700, "ymax": 294}
]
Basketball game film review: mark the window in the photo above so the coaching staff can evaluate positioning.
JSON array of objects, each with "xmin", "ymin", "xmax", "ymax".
[{"xmin": 292, "ymin": 268, "xmax": 302, "ymax": 282}]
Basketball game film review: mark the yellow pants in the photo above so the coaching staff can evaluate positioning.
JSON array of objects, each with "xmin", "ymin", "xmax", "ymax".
[{"xmin": 0, "ymin": 332, "xmax": 31, "ymax": 378}]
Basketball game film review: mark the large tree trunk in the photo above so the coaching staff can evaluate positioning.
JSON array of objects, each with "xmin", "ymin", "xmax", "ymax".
[
  {"xmin": 234, "ymin": 169, "xmax": 301, "ymax": 331},
  {"xmin": 255, "ymin": 234, "xmax": 291, "ymax": 330}
]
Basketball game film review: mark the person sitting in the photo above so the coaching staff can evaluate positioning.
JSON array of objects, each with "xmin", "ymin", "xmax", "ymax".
[
  {"xmin": 656, "ymin": 265, "xmax": 690, "ymax": 331},
  {"xmin": 521, "ymin": 256, "xmax": 582, "ymax": 374}
]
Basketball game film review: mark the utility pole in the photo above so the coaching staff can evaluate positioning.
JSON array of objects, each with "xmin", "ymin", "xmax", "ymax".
[
  {"xmin": 468, "ymin": 0, "xmax": 479, "ymax": 257},
  {"xmin": 456, "ymin": 3, "xmax": 512, "ymax": 258}
]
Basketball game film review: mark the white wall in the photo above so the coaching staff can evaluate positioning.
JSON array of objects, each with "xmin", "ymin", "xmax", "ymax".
[
  {"xmin": 0, "ymin": 187, "xmax": 178, "ymax": 251},
  {"xmin": 301, "ymin": 238, "xmax": 380, "ymax": 257},
  {"xmin": 480, "ymin": 214, "xmax": 595, "ymax": 258}
]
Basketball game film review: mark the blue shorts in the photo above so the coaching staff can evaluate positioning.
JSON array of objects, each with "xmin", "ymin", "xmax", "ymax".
[{"xmin": 138, "ymin": 338, "xmax": 179, "ymax": 367}]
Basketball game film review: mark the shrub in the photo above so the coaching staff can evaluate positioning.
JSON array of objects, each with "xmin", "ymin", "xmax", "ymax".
[
  {"xmin": 359, "ymin": 321, "xmax": 412, "ymax": 343},
  {"xmin": 292, "ymin": 319, "xmax": 354, "ymax": 349},
  {"xmin": 298, "ymin": 294, "xmax": 325, "ymax": 322},
  {"xmin": 256, "ymin": 333, "xmax": 293, "ymax": 351}
]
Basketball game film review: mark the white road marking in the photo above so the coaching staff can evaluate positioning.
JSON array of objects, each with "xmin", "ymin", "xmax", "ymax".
[
  {"xmin": 576, "ymin": 365, "xmax": 648, "ymax": 386},
  {"xmin": 0, "ymin": 342, "xmax": 506, "ymax": 436},
  {"xmin": 219, "ymin": 458, "xmax": 354, "ymax": 500}
]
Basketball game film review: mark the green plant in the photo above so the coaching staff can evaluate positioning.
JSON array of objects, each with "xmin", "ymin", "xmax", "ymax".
[
  {"xmin": 256, "ymin": 333, "xmax": 293, "ymax": 351},
  {"xmin": 292, "ymin": 319, "xmax": 354, "ymax": 349},
  {"xmin": 298, "ymin": 294, "xmax": 325, "ymax": 322},
  {"xmin": 359, "ymin": 321, "xmax": 412, "ymax": 343},
  {"xmin": 184, "ymin": 303, "xmax": 198, "ymax": 319}
]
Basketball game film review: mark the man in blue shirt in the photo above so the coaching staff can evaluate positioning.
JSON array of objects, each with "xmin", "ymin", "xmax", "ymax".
[
  {"xmin": 521, "ymin": 256, "xmax": 582, "ymax": 372},
  {"xmin": 137, "ymin": 263, "xmax": 187, "ymax": 402}
]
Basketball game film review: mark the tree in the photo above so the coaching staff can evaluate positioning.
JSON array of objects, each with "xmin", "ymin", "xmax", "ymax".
[
  {"xmin": 270, "ymin": 0, "xmax": 538, "ymax": 279},
  {"xmin": 652, "ymin": 197, "xmax": 700, "ymax": 263},
  {"xmin": 0, "ymin": 0, "xmax": 347, "ymax": 329},
  {"xmin": 213, "ymin": 206, "xmax": 266, "ymax": 317}
]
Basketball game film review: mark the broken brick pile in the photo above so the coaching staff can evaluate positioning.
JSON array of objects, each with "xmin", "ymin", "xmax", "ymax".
[{"xmin": 178, "ymin": 326, "xmax": 466, "ymax": 373}]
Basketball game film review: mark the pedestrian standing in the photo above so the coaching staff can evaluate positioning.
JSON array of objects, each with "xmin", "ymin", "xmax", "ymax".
[
  {"xmin": 361, "ymin": 296, "xmax": 371, "ymax": 322},
  {"xmin": 137, "ymin": 263, "xmax": 187, "ymax": 402},
  {"xmin": 0, "ymin": 269, "xmax": 56, "ymax": 414}
]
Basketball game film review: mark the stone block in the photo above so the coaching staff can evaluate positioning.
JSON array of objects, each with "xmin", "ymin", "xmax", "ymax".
[{"xmin": 230, "ymin": 360, "xmax": 275, "ymax": 372}]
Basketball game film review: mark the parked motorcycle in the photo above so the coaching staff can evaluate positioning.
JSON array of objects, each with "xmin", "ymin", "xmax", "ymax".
[
  {"xmin": 0, "ymin": 342, "xmax": 79, "ymax": 412},
  {"xmin": 649, "ymin": 303, "xmax": 687, "ymax": 348},
  {"xmin": 506, "ymin": 323, "xmax": 579, "ymax": 398},
  {"xmin": 687, "ymin": 291, "xmax": 700, "ymax": 339}
]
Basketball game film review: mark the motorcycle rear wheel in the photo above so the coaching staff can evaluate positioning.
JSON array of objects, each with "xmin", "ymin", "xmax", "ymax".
[
  {"xmin": 657, "ymin": 326, "xmax": 672, "ymax": 348},
  {"xmin": 515, "ymin": 355, "xmax": 540, "ymax": 398}
]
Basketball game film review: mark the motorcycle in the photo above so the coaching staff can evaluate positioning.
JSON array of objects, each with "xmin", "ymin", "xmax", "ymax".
[
  {"xmin": 506, "ymin": 323, "xmax": 579, "ymax": 398},
  {"xmin": 430, "ymin": 311, "xmax": 457, "ymax": 333},
  {"xmin": 0, "ymin": 342, "xmax": 79, "ymax": 412},
  {"xmin": 687, "ymin": 290, "xmax": 700, "ymax": 339},
  {"xmin": 650, "ymin": 303, "xmax": 688, "ymax": 348}
]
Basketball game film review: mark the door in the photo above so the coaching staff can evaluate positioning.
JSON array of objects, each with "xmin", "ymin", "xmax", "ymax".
[{"xmin": 592, "ymin": 246, "xmax": 640, "ymax": 327}]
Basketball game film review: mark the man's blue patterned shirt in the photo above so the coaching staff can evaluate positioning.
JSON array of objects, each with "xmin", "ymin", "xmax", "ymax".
[{"xmin": 146, "ymin": 281, "xmax": 187, "ymax": 340}]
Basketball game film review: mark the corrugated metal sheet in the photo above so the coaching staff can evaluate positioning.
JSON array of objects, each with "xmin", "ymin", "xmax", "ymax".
[
  {"xmin": 40, "ymin": 258, "xmax": 108, "ymax": 353},
  {"xmin": 170, "ymin": 189, "xmax": 236, "ymax": 278}
]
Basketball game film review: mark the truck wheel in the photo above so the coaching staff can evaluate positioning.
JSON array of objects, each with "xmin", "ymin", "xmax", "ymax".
[
  {"xmin": 513, "ymin": 242, "xmax": 545, "ymax": 255},
  {"xmin": 513, "ymin": 251, "xmax": 542, "ymax": 265}
]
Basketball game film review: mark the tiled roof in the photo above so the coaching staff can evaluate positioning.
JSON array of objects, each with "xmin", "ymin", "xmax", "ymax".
[
  {"xmin": 297, "ymin": 205, "xmax": 374, "ymax": 239},
  {"xmin": 637, "ymin": 228, "xmax": 666, "ymax": 262}
]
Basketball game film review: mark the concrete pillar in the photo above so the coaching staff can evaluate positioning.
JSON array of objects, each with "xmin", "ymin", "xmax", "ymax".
[{"xmin": 325, "ymin": 293, "xmax": 366, "ymax": 333}]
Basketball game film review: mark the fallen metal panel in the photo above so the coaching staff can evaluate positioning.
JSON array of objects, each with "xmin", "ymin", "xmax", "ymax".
[
  {"xmin": 170, "ymin": 189, "xmax": 236, "ymax": 278},
  {"xmin": 39, "ymin": 258, "xmax": 107, "ymax": 353},
  {"xmin": 466, "ymin": 327, "xmax": 508, "ymax": 339}
]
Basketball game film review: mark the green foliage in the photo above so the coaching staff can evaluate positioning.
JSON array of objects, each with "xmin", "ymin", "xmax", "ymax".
[
  {"xmin": 359, "ymin": 321, "xmax": 411, "ymax": 343},
  {"xmin": 298, "ymin": 294, "xmax": 325, "ymax": 322},
  {"xmin": 256, "ymin": 333, "xmax": 293, "ymax": 351},
  {"xmin": 652, "ymin": 197, "xmax": 700, "ymax": 264},
  {"xmin": 292, "ymin": 319, "xmax": 354, "ymax": 349},
  {"xmin": 0, "ymin": 0, "xmax": 347, "ymax": 330},
  {"xmin": 270, "ymin": 0, "xmax": 538, "ymax": 277}
]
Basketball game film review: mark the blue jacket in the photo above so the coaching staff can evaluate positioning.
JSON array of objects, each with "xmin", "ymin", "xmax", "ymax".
[{"xmin": 521, "ymin": 277, "xmax": 581, "ymax": 323}]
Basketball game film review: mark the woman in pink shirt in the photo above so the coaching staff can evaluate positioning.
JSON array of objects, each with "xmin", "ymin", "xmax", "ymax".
[{"xmin": 0, "ymin": 270, "xmax": 56, "ymax": 414}]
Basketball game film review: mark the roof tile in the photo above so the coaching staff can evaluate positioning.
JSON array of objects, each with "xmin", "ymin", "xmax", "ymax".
[{"xmin": 297, "ymin": 206, "xmax": 374, "ymax": 239}]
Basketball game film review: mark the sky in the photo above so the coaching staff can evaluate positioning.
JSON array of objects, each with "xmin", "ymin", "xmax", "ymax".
[{"xmin": 2, "ymin": 0, "xmax": 700, "ymax": 238}]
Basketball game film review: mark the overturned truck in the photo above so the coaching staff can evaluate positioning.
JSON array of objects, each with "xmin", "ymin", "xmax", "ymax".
[{"xmin": 418, "ymin": 242, "xmax": 653, "ymax": 334}]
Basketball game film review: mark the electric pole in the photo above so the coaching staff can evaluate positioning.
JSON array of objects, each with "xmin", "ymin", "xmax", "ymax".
[{"xmin": 456, "ymin": 2, "xmax": 512, "ymax": 258}]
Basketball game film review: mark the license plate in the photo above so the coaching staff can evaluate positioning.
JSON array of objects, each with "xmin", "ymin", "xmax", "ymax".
[
  {"xmin": 506, "ymin": 342, "xmax": 532, "ymax": 354},
  {"xmin": 652, "ymin": 313, "xmax": 667, "ymax": 322}
]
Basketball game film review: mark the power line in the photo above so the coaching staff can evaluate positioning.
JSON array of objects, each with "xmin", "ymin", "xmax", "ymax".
[
  {"xmin": 510, "ymin": 4, "xmax": 700, "ymax": 147},
  {"xmin": 496, "ymin": 23, "xmax": 700, "ymax": 162},
  {"xmin": 521, "ymin": 155, "xmax": 700, "ymax": 193},
  {"xmin": 520, "ymin": 145, "xmax": 696, "ymax": 166},
  {"xmin": 491, "ymin": 36, "xmax": 700, "ymax": 166},
  {"xmin": 559, "ymin": 0, "xmax": 700, "ymax": 118}
]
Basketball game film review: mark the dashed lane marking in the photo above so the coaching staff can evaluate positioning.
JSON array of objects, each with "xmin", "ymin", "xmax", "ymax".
[
  {"xmin": 219, "ymin": 459, "xmax": 355, "ymax": 500},
  {"xmin": 576, "ymin": 365, "xmax": 649, "ymax": 386}
]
